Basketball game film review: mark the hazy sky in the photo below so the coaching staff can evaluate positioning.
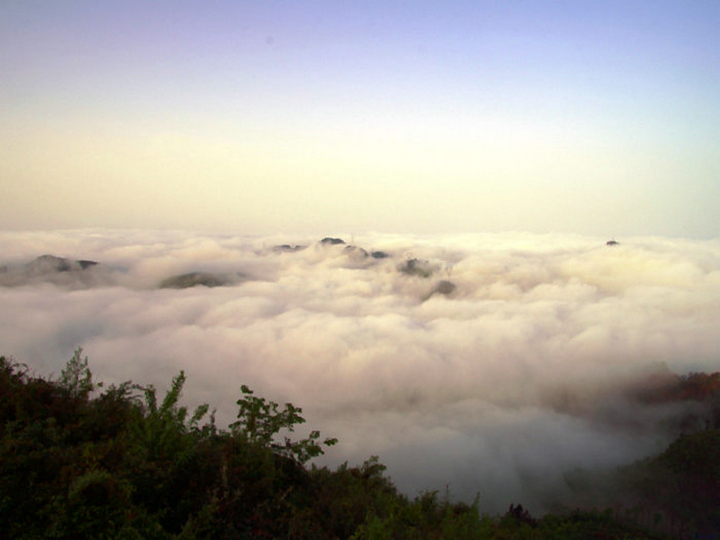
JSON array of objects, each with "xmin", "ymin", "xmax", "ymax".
[{"xmin": 2, "ymin": 1, "xmax": 719, "ymax": 237}]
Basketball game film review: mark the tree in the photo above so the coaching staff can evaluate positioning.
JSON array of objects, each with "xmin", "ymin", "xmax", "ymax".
[
  {"xmin": 230, "ymin": 384, "xmax": 336, "ymax": 465},
  {"xmin": 58, "ymin": 347, "xmax": 94, "ymax": 400}
]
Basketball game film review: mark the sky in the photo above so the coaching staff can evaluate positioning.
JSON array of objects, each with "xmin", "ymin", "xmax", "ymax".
[
  {"xmin": 2, "ymin": 1, "xmax": 719, "ymax": 515},
  {"xmin": 1, "ymin": 230, "xmax": 720, "ymax": 511},
  {"xmin": 1, "ymin": 1, "xmax": 719, "ymax": 237}
]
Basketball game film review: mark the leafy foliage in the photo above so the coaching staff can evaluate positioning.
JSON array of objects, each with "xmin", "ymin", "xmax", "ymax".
[
  {"xmin": 58, "ymin": 347, "xmax": 95, "ymax": 400},
  {"xmin": 0, "ymin": 352, "xmax": 714, "ymax": 539},
  {"xmin": 230, "ymin": 384, "xmax": 337, "ymax": 465}
]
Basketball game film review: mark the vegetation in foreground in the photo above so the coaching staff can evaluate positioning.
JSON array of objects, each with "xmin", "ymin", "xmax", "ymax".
[{"xmin": 0, "ymin": 351, "xmax": 717, "ymax": 539}]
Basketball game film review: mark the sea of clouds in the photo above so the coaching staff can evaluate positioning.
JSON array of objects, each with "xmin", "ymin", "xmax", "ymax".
[{"xmin": 1, "ymin": 229, "xmax": 719, "ymax": 513}]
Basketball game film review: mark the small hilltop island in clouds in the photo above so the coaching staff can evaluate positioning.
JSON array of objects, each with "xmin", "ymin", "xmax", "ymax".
[
  {"xmin": 1, "ymin": 0, "xmax": 719, "ymax": 537},
  {"xmin": 0, "ymin": 254, "xmax": 108, "ymax": 288}
]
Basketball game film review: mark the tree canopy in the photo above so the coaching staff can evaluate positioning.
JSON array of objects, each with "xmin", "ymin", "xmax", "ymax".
[{"xmin": 0, "ymin": 351, "xmax": 716, "ymax": 539}]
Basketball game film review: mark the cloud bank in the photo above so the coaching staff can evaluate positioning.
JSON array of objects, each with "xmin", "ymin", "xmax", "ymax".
[{"xmin": 1, "ymin": 230, "xmax": 719, "ymax": 513}]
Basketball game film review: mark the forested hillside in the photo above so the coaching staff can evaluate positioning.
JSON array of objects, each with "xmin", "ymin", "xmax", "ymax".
[{"xmin": 0, "ymin": 351, "xmax": 717, "ymax": 539}]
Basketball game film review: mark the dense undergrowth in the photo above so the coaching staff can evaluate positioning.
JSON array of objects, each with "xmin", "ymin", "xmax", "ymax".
[{"xmin": 0, "ymin": 350, "xmax": 717, "ymax": 539}]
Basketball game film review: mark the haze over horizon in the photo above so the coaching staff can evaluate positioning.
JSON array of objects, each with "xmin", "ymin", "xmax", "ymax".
[{"xmin": 2, "ymin": 1, "xmax": 719, "ymax": 238}]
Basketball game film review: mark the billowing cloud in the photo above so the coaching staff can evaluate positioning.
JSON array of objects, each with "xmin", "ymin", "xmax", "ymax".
[{"xmin": 1, "ymin": 230, "xmax": 719, "ymax": 513}]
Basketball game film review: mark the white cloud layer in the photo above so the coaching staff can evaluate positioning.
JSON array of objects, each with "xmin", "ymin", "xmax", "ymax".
[{"xmin": 1, "ymin": 230, "xmax": 719, "ymax": 513}]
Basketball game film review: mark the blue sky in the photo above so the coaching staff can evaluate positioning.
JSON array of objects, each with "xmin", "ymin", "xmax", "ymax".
[{"xmin": 2, "ymin": 1, "xmax": 719, "ymax": 237}]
